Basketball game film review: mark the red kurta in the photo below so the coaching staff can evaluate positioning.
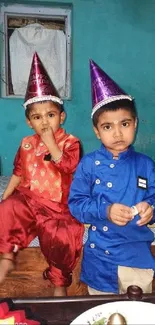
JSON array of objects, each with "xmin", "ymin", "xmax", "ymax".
[{"xmin": 0, "ymin": 128, "xmax": 84, "ymax": 286}]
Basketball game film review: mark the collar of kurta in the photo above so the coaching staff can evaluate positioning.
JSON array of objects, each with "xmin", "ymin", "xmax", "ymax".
[{"xmin": 99, "ymin": 144, "xmax": 134, "ymax": 160}]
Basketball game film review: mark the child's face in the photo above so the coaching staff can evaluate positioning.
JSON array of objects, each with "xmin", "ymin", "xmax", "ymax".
[
  {"xmin": 93, "ymin": 108, "xmax": 137, "ymax": 156},
  {"xmin": 26, "ymin": 101, "xmax": 65, "ymax": 135}
]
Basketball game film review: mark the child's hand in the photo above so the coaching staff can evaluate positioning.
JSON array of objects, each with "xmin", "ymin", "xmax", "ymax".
[
  {"xmin": 134, "ymin": 202, "xmax": 154, "ymax": 226},
  {"xmin": 108, "ymin": 203, "xmax": 133, "ymax": 226},
  {"xmin": 40, "ymin": 127, "xmax": 62, "ymax": 162},
  {"xmin": 40, "ymin": 127, "xmax": 55, "ymax": 149}
]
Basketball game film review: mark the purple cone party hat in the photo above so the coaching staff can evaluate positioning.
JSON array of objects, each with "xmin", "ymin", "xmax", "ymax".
[
  {"xmin": 23, "ymin": 52, "xmax": 63, "ymax": 109},
  {"xmin": 90, "ymin": 60, "xmax": 133, "ymax": 117}
]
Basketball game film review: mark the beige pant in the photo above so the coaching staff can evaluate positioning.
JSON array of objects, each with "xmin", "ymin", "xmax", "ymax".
[{"xmin": 88, "ymin": 266, "xmax": 154, "ymax": 295}]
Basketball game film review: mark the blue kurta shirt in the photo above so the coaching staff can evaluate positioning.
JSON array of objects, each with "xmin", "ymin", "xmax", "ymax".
[{"xmin": 68, "ymin": 145, "xmax": 155, "ymax": 293}]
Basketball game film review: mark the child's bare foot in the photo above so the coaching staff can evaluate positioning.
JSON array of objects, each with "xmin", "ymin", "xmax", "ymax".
[
  {"xmin": 0, "ymin": 254, "xmax": 15, "ymax": 284},
  {"xmin": 53, "ymin": 286, "xmax": 67, "ymax": 296}
]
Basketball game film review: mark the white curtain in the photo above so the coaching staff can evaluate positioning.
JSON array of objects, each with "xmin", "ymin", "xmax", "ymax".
[{"xmin": 9, "ymin": 23, "xmax": 66, "ymax": 97}]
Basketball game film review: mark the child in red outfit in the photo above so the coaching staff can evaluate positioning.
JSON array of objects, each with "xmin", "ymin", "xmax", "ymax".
[{"xmin": 0, "ymin": 52, "xmax": 84, "ymax": 296}]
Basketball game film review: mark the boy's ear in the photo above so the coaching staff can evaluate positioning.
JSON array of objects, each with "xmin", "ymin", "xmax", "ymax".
[
  {"xmin": 60, "ymin": 111, "xmax": 66, "ymax": 124},
  {"xmin": 93, "ymin": 126, "xmax": 100, "ymax": 139},
  {"xmin": 26, "ymin": 118, "xmax": 33, "ymax": 129},
  {"xmin": 134, "ymin": 117, "xmax": 138, "ymax": 129}
]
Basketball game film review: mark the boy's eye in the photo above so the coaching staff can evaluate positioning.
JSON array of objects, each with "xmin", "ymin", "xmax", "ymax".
[
  {"xmin": 122, "ymin": 122, "xmax": 129, "ymax": 127},
  {"xmin": 33, "ymin": 116, "xmax": 40, "ymax": 120},
  {"xmin": 48, "ymin": 113, "xmax": 54, "ymax": 117},
  {"xmin": 103, "ymin": 125, "xmax": 111, "ymax": 130}
]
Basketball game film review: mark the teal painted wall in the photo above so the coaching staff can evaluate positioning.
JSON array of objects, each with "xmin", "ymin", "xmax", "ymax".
[{"xmin": 1, "ymin": 0, "xmax": 155, "ymax": 175}]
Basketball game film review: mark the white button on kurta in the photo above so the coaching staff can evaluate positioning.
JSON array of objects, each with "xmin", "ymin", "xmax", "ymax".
[
  {"xmin": 105, "ymin": 250, "xmax": 110, "ymax": 255},
  {"xmin": 107, "ymin": 182, "xmax": 112, "ymax": 188},
  {"xmin": 95, "ymin": 160, "xmax": 100, "ymax": 165},
  {"xmin": 110, "ymin": 164, "xmax": 115, "ymax": 168},
  {"xmin": 103, "ymin": 226, "xmax": 108, "ymax": 232},
  {"xmin": 92, "ymin": 226, "xmax": 96, "ymax": 231},
  {"xmin": 90, "ymin": 243, "xmax": 95, "ymax": 248},
  {"xmin": 96, "ymin": 179, "xmax": 100, "ymax": 184}
]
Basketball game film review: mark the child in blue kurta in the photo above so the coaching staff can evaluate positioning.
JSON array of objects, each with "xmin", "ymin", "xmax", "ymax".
[{"xmin": 68, "ymin": 60, "xmax": 155, "ymax": 294}]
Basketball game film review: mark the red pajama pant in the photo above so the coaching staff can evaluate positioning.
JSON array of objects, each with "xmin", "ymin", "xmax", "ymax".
[{"xmin": 0, "ymin": 190, "xmax": 84, "ymax": 286}]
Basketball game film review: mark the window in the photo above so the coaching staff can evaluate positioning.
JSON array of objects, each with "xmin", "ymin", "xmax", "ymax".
[{"xmin": 0, "ymin": 3, "xmax": 72, "ymax": 99}]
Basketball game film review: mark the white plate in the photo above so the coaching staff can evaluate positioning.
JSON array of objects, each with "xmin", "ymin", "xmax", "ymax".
[{"xmin": 70, "ymin": 300, "xmax": 155, "ymax": 325}]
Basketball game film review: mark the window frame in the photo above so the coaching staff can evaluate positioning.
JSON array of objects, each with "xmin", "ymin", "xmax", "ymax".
[{"xmin": 0, "ymin": 3, "xmax": 72, "ymax": 100}]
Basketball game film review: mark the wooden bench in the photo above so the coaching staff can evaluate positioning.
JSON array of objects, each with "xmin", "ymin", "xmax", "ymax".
[{"xmin": 0, "ymin": 246, "xmax": 155, "ymax": 298}]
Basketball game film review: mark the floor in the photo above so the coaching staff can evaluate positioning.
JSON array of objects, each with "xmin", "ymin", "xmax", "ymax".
[{"xmin": 0, "ymin": 247, "xmax": 88, "ymax": 298}]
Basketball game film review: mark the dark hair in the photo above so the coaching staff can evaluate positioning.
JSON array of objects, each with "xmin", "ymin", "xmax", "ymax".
[
  {"xmin": 25, "ymin": 100, "xmax": 64, "ymax": 120},
  {"xmin": 92, "ymin": 99, "xmax": 137, "ymax": 127}
]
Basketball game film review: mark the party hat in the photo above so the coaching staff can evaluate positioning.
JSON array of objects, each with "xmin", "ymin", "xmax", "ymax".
[
  {"xmin": 23, "ymin": 52, "xmax": 63, "ymax": 109},
  {"xmin": 90, "ymin": 60, "xmax": 133, "ymax": 117}
]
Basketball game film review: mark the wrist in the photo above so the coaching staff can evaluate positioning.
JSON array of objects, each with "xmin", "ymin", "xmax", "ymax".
[
  {"xmin": 51, "ymin": 151, "xmax": 63, "ymax": 163},
  {"xmin": 107, "ymin": 204, "xmax": 112, "ymax": 220}
]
